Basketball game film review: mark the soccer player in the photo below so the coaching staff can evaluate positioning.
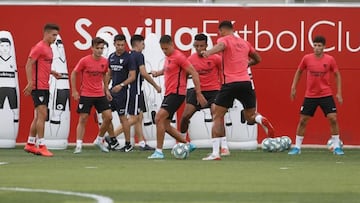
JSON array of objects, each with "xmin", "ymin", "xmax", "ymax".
[
  {"xmin": 23, "ymin": 23, "xmax": 61, "ymax": 157},
  {"xmin": 71, "ymin": 37, "xmax": 113, "ymax": 153},
  {"xmin": 147, "ymin": 35, "xmax": 207, "ymax": 159},
  {"xmin": 179, "ymin": 33, "xmax": 230, "ymax": 156},
  {"xmin": 288, "ymin": 35, "xmax": 344, "ymax": 155},
  {"xmin": 107, "ymin": 34, "xmax": 161, "ymax": 151},
  {"xmin": 104, "ymin": 34, "xmax": 136, "ymax": 152},
  {"xmin": 201, "ymin": 21, "xmax": 275, "ymax": 160}
]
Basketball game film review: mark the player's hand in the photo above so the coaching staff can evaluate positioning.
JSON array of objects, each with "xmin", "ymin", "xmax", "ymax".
[
  {"xmin": 52, "ymin": 71, "xmax": 62, "ymax": 79},
  {"xmin": 196, "ymin": 93, "xmax": 207, "ymax": 107},
  {"xmin": 151, "ymin": 70, "xmax": 158, "ymax": 77},
  {"xmin": 23, "ymin": 83, "xmax": 32, "ymax": 96},
  {"xmin": 290, "ymin": 87, "xmax": 296, "ymax": 101},
  {"xmin": 111, "ymin": 84, "xmax": 122, "ymax": 93},
  {"xmin": 201, "ymin": 50, "xmax": 209, "ymax": 58},
  {"xmin": 106, "ymin": 89, "xmax": 113, "ymax": 101},
  {"xmin": 155, "ymin": 85, "xmax": 161, "ymax": 93},
  {"xmin": 336, "ymin": 93, "xmax": 343, "ymax": 105},
  {"xmin": 72, "ymin": 91, "xmax": 80, "ymax": 101}
]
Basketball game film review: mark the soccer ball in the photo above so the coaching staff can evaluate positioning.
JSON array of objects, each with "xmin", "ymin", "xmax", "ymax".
[
  {"xmin": 273, "ymin": 137, "xmax": 284, "ymax": 152},
  {"xmin": 261, "ymin": 138, "xmax": 276, "ymax": 152},
  {"xmin": 171, "ymin": 143, "xmax": 190, "ymax": 159},
  {"xmin": 327, "ymin": 138, "xmax": 344, "ymax": 151},
  {"xmin": 280, "ymin": 136, "xmax": 292, "ymax": 150}
]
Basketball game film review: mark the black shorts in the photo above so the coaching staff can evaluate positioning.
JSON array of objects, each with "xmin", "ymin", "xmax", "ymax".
[
  {"xmin": 161, "ymin": 94, "xmax": 185, "ymax": 120},
  {"xmin": 215, "ymin": 81, "xmax": 256, "ymax": 109},
  {"xmin": 127, "ymin": 91, "xmax": 147, "ymax": 116},
  {"xmin": 77, "ymin": 96, "xmax": 111, "ymax": 114},
  {"xmin": 0, "ymin": 87, "xmax": 18, "ymax": 109},
  {"xmin": 110, "ymin": 88, "xmax": 130, "ymax": 116},
  {"xmin": 186, "ymin": 88, "xmax": 218, "ymax": 111},
  {"xmin": 301, "ymin": 96, "xmax": 337, "ymax": 117},
  {"xmin": 53, "ymin": 89, "xmax": 70, "ymax": 111},
  {"xmin": 31, "ymin": 90, "xmax": 50, "ymax": 107}
]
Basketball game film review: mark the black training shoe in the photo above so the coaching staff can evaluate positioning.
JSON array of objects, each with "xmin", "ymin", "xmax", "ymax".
[
  {"xmin": 119, "ymin": 144, "xmax": 134, "ymax": 152},
  {"xmin": 105, "ymin": 136, "xmax": 120, "ymax": 151},
  {"xmin": 139, "ymin": 144, "xmax": 155, "ymax": 151}
]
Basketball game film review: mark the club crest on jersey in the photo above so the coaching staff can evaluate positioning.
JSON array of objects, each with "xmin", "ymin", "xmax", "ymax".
[
  {"xmin": 79, "ymin": 104, "xmax": 83, "ymax": 109},
  {"xmin": 119, "ymin": 59, "xmax": 124, "ymax": 64},
  {"xmin": 39, "ymin": 96, "xmax": 44, "ymax": 102}
]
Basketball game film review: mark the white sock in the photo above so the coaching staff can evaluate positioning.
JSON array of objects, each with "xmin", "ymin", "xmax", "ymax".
[
  {"xmin": 212, "ymin": 138, "xmax": 221, "ymax": 156},
  {"xmin": 76, "ymin": 140, "xmax": 83, "ymax": 148},
  {"xmin": 295, "ymin": 135, "xmax": 304, "ymax": 149},
  {"xmin": 27, "ymin": 136, "xmax": 36, "ymax": 144},
  {"xmin": 138, "ymin": 140, "xmax": 146, "ymax": 148},
  {"xmin": 255, "ymin": 114, "xmax": 263, "ymax": 124},
  {"xmin": 180, "ymin": 132, "xmax": 187, "ymax": 139},
  {"xmin": 220, "ymin": 136, "xmax": 229, "ymax": 149},
  {"xmin": 332, "ymin": 135, "xmax": 340, "ymax": 148},
  {"xmin": 96, "ymin": 135, "xmax": 103, "ymax": 142},
  {"xmin": 155, "ymin": 148, "xmax": 163, "ymax": 153},
  {"xmin": 38, "ymin": 138, "xmax": 45, "ymax": 146}
]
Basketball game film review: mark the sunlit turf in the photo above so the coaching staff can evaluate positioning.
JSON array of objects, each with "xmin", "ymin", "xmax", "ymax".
[{"xmin": 0, "ymin": 146, "xmax": 359, "ymax": 203}]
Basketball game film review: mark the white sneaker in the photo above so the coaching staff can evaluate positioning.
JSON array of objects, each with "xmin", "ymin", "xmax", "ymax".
[
  {"xmin": 202, "ymin": 153, "xmax": 221, "ymax": 161},
  {"xmin": 73, "ymin": 146, "xmax": 82, "ymax": 154},
  {"xmin": 220, "ymin": 148, "xmax": 231, "ymax": 156},
  {"xmin": 94, "ymin": 139, "xmax": 109, "ymax": 153}
]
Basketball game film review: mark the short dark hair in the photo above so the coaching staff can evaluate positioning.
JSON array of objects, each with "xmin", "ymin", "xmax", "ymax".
[
  {"xmin": 0, "ymin": 37, "xmax": 11, "ymax": 45},
  {"xmin": 91, "ymin": 37, "xmax": 106, "ymax": 47},
  {"xmin": 159, "ymin": 35, "xmax": 172, "ymax": 44},
  {"xmin": 194, "ymin": 33, "xmax": 208, "ymax": 43},
  {"xmin": 218, "ymin": 20, "xmax": 233, "ymax": 30},
  {"xmin": 313, "ymin": 35, "xmax": 326, "ymax": 45},
  {"xmin": 44, "ymin": 23, "xmax": 60, "ymax": 32},
  {"xmin": 131, "ymin": 34, "xmax": 144, "ymax": 46},
  {"xmin": 114, "ymin": 34, "xmax": 126, "ymax": 42}
]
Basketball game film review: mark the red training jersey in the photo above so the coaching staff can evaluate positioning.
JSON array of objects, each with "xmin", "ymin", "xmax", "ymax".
[
  {"xmin": 163, "ymin": 49, "xmax": 191, "ymax": 96},
  {"xmin": 188, "ymin": 53, "xmax": 221, "ymax": 91},
  {"xmin": 298, "ymin": 53, "xmax": 339, "ymax": 98},
  {"xmin": 73, "ymin": 55, "xmax": 108, "ymax": 97},
  {"xmin": 217, "ymin": 35, "xmax": 255, "ymax": 84},
  {"xmin": 28, "ymin": 40, "xmax": 53, "ymax": 90}
]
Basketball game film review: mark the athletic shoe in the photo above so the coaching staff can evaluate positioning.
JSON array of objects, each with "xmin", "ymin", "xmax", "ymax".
[
  {"xmin": 187, "ymin": 143, "xmax": 196, "ymax": 153},
  {"xmin": 288, "ymin": 147, "xmax": 301, "ymax": 155},
  {"xmin": 94, "ymin": 139, "xmax": 109, "ymax": 153},
  {"xmin": 333, "ymin": 147, "xmax": 344, "ymax": 155},
  {"xmin": 261, "ymin": 117, "xmax": 275, "ymax": 138},
  {"xmin": 38, "ymin": 145, "xmax": 53, "ymax": 157},
  {"xmin": 147, "ymin": 151, "xmax": 165, "ymax": 159},
  {"xmin": 220, "ymin": 148, "xmax": 231, "ymax": 156},
  {"xmin": 73, "ymin": 146, "xmax": 82, "ymax": 154},
  {"xmin": 24, "ymin": 144, "xmax": 39, "ymax": 155},
  {"xmin": 139, "ymin": 144, "xmax": 155, "ymax": 151},
  {"xmin": 202, "ymin": 154, "xmax": 221, "ymax": 161},
  {"xmin": 119, "ymin": 144, "xmax": 134, "ymax": 152},
  {"xmin": 104, "ymin": 136, "xmax": 120, "ymax": 151}
]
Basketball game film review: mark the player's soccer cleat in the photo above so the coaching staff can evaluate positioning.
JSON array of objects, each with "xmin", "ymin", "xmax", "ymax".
[
  {"xmin": 120, "ymin": 144, "xmax": 134, "ymax": 152},
  {"xmin": 147, "ymin": 151, "xmax": 165, "ymax": 159},
  {"xmin": 94, "ymin": 139, "xmax": 109, "ymax": 153},
  {"xmin": 104, "ymin": 136, "xmax": 120, "ymax": 151},
  {"xmin": 139, "ymin": 144, "xmax": 155, "ymax": 151},
  {"xmin": 202, "ymin": 153, "xmax": 221, "ymax": 161},
  {"xmin": 288, "ymin": 147, "xmax": 301, "ymax": 155},
  {"xmin": 187, "ymin": 143, "xmax": 196, "ymax": 153},
  {"xmin": 38, "ymin": 145, "xmax": 53, "ymax": 157},
  {"xmin": 220, "ymin": 148, "xmax": 231, "ymax": 156},
  {"xmin": 261, "ymin": 117, "xmax": 275, "ymax": 138},
  {"xmin": 24, "ymin": 144, "xmax": 40, "ymax": 155},
  {"xmin": 73, "ymin": 146, "xmax": 82, "ymax": 154},
  {"xmin": 333, "ymin": 147, "xmax": 344, "ymax": 155}
]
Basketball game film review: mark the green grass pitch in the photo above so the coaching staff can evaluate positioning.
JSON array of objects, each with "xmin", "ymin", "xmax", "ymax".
[{"xmin": 0, "ymin": 146, "xmax": 359, "ymax": 203}]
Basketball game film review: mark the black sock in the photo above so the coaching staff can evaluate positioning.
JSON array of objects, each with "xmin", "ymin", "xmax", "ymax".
[
  {"xmin": 125, "ymin": 141, "xmax": 131, "ymax": 146},
  {"xmin": 110, "ymin": 137, "xmax": 118, "ymax": 145}
]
